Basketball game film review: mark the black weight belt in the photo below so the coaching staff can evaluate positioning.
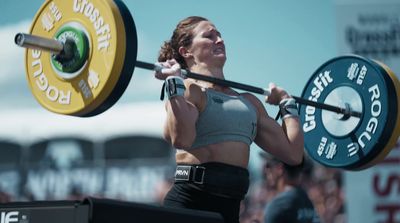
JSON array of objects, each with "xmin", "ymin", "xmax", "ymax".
[{"xmin": 174, "ymin": 162, "xmax": 250, "ymax": 199}]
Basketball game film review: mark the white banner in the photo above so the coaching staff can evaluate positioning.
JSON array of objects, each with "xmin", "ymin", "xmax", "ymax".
[{"xmin": 336, "ymin": 1, "xmax": 400, "ymax": 72}]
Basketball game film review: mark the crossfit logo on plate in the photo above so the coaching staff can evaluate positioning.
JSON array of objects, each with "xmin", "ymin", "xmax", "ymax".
[
  {"xmin": 303, "ymin": 71, "xmax": 333, "ymax": 132},
  {"xmin": 73, "ymin": 0, "xmax": 111, "ymax": 51}
]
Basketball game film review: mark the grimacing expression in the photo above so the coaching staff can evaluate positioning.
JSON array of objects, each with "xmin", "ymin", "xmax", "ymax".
[{"xmin": 185, "ymin": 21, "xmax": 226, "ymax": 67}]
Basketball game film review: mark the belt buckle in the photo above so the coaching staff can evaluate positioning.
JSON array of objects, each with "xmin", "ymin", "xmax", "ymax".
[{"xmin": 193, "ymin": 166, "xmax": 206, "ymax": 184}]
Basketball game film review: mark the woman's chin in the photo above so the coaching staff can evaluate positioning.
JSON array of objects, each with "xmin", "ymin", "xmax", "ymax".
[{"xmin": 213, "ymin": 53, "xmax": 226, "ymax": 61}]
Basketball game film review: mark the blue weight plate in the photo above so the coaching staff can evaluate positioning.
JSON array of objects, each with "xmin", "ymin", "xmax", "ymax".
[{"xmin": 299, "ymin": 55, "xmax": 398, "ymax": 170}]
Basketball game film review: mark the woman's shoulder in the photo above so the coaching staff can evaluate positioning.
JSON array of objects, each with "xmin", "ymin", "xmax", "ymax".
[
  {"xmin": 184, "ymin": 80, "xmax": 203, "ymax": 91},
  {"xmin": 240, "ymin": 92, "xmax": 263, "ymax": 108},
  {"xmin": 184, "ymin": 80, "xmax": 207, "ymax": 111}
]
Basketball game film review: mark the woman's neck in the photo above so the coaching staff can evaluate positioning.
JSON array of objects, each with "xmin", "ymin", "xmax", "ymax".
[
  {"xmin": 190, "ymin": 63, "xmax": 225, "ymax": 80},
  {"xmin": 187, "ymin": 62, "xmax": 237, "ymax": 93}
]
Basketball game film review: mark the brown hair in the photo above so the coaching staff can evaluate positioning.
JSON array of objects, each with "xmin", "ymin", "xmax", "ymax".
[{"xmin": 158, "ymin": 16, "xmax": 208, "ymax": 69}]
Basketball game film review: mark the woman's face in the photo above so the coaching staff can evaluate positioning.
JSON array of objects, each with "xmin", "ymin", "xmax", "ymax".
[{"xmin": 186, "ymin": 21, "xmax": 226, "ymax": 68}]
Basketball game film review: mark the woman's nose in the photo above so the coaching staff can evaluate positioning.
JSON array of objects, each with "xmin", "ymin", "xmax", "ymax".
[{"xmin": 216, "ymin": 36, "xmax": 224, "ymax": 44}]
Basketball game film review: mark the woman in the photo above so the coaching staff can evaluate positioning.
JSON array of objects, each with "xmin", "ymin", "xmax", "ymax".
[{"xmin": 154, "ymin": 16, "xmax": 304, "ymax": 223}]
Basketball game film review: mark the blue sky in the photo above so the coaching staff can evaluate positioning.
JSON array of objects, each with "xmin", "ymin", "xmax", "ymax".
[
  {"xmin": 0, "ymin": 0, "xmax": 337, "ymax": 112},
  {"xmin": 0, "ymin": 0, "xmax": 341, "ymax": 172}
]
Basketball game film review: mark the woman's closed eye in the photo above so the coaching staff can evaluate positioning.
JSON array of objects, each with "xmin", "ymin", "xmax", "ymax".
[{"xmin": 204, "ymin": 30, "xmax": 222, "ymax": 39}]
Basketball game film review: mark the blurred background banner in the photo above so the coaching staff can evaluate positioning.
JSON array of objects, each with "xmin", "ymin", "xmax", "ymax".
[
  {"xmin": 0, "ymin": 102, "xmax": 175, "ymax": 204},
  {"xmin": 336, "ymin": 0, "xmax": 400, "ymax": 222},
  {"xmin": 335, "ymin": 0, "xmax": 400, "ymax": 71}
]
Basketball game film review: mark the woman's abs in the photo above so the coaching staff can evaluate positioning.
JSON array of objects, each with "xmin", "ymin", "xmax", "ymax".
[{"xmin": 175, "ymin": 141, "xmax": 250, "ymax": 168}]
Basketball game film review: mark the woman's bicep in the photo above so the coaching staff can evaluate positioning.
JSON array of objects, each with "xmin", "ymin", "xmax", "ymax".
[
  {"xmin": 163, "ymin": 82, "xmax": 203, "ymax": 149},
  {"xmin": 248, "ymin": 94, "xmax": 304, "ymax": 165}
]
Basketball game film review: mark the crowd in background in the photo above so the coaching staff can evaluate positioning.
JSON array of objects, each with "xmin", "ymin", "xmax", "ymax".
[
  {"xmin": 239, "ymin": 159, "xmax": 346, "ymax": 223},
  {"xmin": 0, "ymin": 159, "xmax": 347, "ymax": 223}
]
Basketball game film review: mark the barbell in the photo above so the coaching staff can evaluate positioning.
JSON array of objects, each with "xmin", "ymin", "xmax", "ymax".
[
  {"xmin": 14, "ymin": 0, "xmax": 400, "ymax": 170},
  {"xmin": 14, "ymin": 33, "xmax": 362, "ymax": 118}
]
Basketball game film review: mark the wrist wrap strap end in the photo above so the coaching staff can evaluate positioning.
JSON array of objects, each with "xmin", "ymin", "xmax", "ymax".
[{"xmin": 279, "ymin": 98, "xmax": 299, "ymax": 120}]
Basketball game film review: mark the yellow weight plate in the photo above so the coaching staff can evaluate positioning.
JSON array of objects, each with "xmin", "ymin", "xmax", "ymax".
[{"xmin": 25, "ymin": 0, "xmax": 131, "ymax": 116}]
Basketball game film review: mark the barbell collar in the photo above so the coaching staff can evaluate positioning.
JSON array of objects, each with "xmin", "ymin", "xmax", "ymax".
[
  {"xmin": 292, "ymin": 96, "xmax": 361, "ymax": 118},
  {"xmin": 15, "ymin": 33, "xmax": 83, "ymax": 68}
]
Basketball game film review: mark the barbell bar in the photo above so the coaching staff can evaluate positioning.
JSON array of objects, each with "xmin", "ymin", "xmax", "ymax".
[
  {"xmin": 15, "ymin": 32, "xmax": 362, "ymax": 118},
  {"xmin": 14, "ymin": 0, "xmax": 400, "ymax": 170}
]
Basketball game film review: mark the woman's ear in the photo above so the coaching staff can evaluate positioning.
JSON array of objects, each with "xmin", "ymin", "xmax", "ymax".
[{"xmin": 179, "ymin": 46, "xmax": 193, "ymax": 58}]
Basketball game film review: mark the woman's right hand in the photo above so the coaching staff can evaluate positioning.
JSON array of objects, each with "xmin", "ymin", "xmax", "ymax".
[
  {"xmin": 154, "ymin": 59, "xmax": 183, "ymax": 80},
  {"xmin": 265, "ymin": 83, "xmax": 291, "ymax": 105}
]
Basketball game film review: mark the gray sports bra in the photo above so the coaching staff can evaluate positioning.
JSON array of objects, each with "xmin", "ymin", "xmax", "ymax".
[{"xmin": 190, "ymin": 88, "xmax": 258, "ymax": 149}]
